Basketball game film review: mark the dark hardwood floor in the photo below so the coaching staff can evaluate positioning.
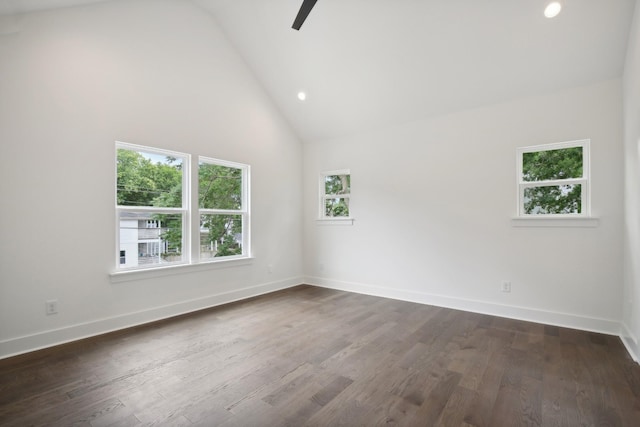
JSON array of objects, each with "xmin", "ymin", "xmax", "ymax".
[{"xmin": 1, "ymin": 285, "xmax": 639, "ymax": 426}]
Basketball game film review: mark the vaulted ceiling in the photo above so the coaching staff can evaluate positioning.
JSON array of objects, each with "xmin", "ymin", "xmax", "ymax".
[{"xmin": 0, "ymin": 0, "xmax": 636, "ymax": 142}]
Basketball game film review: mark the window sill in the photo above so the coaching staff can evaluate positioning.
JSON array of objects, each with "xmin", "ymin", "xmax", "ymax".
[
  {"xmin": 511, "ymin": 216, "xmax": 599, "ymax": 228},
  {"xmin": 110, "ymin": 257, "xmax": 254, "ymax": 283},
  {"xmin": 316, "ymin": 218, "xmax": 355, "ymax": 226}
]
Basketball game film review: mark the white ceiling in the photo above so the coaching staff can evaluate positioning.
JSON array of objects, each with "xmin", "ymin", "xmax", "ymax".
[
  {"xmin": 0, "ymin": 0, "xmax": 109, "ymax": 15},
  {"xmin": 0, "ymin": 0, "xmax": 636, "ymax": 142}
]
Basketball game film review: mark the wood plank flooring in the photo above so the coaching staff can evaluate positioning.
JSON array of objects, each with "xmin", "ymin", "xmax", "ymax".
[{"xmin": 1, "ymin": 285, "xmax": 639, "ymax": 426}]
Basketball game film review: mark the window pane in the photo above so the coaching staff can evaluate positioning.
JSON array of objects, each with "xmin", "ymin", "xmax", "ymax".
[
  {"xmin": 523, "ymin": 184, "xmax": 581, "ymax": 214},
  {"xmin": 200, "ymin": 214, "xmax": 243, "ymax": 258},
  {"xmin": 325, "ymin": 174, "xmax": 350, "ymax": 195},
  {"xmin": 199, "ymin": 163, "xmax": 242, "ymax": 209},
  {"xmin": 522, "ymin": 147, "xmax": 582, "ymax": 182},
  {"xmin": 325, "ymin": 197, "xmax": 350, "ymax": 217},
  {"xmin": 118, "ymin": 212, "xmax": 183, "ymax": 268},
  {"xmin": 117, "ymin": 148, "xmax": 183, "ymax": 208}
]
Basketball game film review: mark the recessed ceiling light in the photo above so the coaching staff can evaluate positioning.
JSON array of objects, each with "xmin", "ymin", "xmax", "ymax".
[
  {"xmin": 544, "ymin": 2, "xmax": 562, "ymax": 18},
  {"xmin": 297, "ymin": 91, "xmax": 307, "ymax": 101}
]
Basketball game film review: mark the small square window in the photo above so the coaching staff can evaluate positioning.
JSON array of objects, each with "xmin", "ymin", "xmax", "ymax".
[
  {"xmin": 516, "ymin": 140, "xmax": 590, "ymax": 216},
  {"xmin": 320, "ymin": 170, "xmax": 351, "ymax": 219}
]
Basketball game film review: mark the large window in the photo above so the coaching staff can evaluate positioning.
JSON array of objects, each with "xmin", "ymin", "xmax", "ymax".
[
  {"xmin": 319, "ymin": 170, "xmax": 351, "ymax": 219},
  {"xmin": 199, "ymin": 158, "xmax": 249, "ymax": 260},
  {"xmin": 116, "ymin": 143, "xmax": 188, "ymax": 269},
  {"xmin": 516, "ymin": 139, "xmax": 590, "ymax": 216},
  {"xmin": 115, "ymin": 142, "xmax": 250, "ymax": 271}
]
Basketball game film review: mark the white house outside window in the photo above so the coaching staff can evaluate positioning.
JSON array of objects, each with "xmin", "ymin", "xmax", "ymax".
[
  {"xmin": 116, "ymin": 142, "xmax": 189, "ymax": 270},
  {"xmin": 115, "ymin": 142, "xmax": 251, "ymax": 272}
]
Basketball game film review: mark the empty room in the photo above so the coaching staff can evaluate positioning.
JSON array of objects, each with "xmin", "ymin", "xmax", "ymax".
[{"xmin": 1, "ymin": 0, "xmax": 640, "ymax": 425}]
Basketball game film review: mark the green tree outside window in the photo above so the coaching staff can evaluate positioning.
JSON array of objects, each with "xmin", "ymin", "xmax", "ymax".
[{"xmin": 519, "ymin": 143, "xmax": 587, "ymax": 215}]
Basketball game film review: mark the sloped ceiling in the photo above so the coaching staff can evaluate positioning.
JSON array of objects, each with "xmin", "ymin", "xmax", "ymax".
[{"xmin": 1, "ymin": 0, "xmax": 636, "ymax": 142}]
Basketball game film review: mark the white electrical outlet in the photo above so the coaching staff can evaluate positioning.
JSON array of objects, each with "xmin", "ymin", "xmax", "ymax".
[
  {"xmin": 267, "ymin": 264, "xmax": 273, "ymax": 273},
  {"xmin": 501, "ymin": 282, "xmax": 511, "ymax": 293},
  {"xmin": 46, "ymin": 300, "xmax": 58, "ymax": 315}
]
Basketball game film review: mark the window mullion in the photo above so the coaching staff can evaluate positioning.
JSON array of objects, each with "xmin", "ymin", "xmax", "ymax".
[
  {"xmin": 582, "ymin": 180, "xmax": 588, "ymax": 214},
  {"xmin": 117, "ymin": 206, "xmax": 185, "ymax": 214},
  {"xmin": 519, "ymin": 177, "xmax": 586, "ymax": 188},
  {"xmin": 200, "ymin": 208, "xmax": 243, "ymax": 214}
]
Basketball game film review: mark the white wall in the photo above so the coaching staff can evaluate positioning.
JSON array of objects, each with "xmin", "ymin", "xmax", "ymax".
[
  {"xmin": 304, "ymin": 80, "xmax": 625, "ymax": 335},
  {"xmin": 623, "ymin": 0, "xmax": 640, "ymax": 361},
  {"xmin": 0, "ymin": 0, "xmax": 634, "ymax": 362},
  {"xmin": 0, "ymin": 0, "xmax": 303, "ymax": 358}
]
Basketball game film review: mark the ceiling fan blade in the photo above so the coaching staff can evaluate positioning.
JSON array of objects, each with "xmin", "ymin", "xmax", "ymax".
[{"xmin": 292, "ymin": 0, "xmax": 318, "ymax": 30}]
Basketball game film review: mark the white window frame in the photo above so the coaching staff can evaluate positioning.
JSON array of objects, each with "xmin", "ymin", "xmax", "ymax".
[
  {"xmin": 115, "ymin": 142, "xmax": 191, "ymax": 271},
  {"xmin": 318, "ymin": 169, "xmax": 353, "ymax": 225},
  {"xmin": 516, "ymin": 139, "xmax": 590, "ymax": 218},
  {"xmin": 113, "ymin": 142, "xmax": 252, "ymax": 278},
  {"xmin": 198, "ymin": 157, "xmax": 251, "ymax": 261}
]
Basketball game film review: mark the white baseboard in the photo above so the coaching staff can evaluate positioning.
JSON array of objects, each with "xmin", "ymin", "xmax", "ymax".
[
  {"xmin": 4, "ymin": 276, "xmax": 637, "ymax": 365},
  {"xmin": 621, "ymin": 322, "xmax": 639, "ymax": 363},
  {"xmin": 305, "ymin": 276, "xmax": 622, "ymax": 336},
  {"xmin": 0, "ymin": 277, "xmax": 303, "ymax": 360}
]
